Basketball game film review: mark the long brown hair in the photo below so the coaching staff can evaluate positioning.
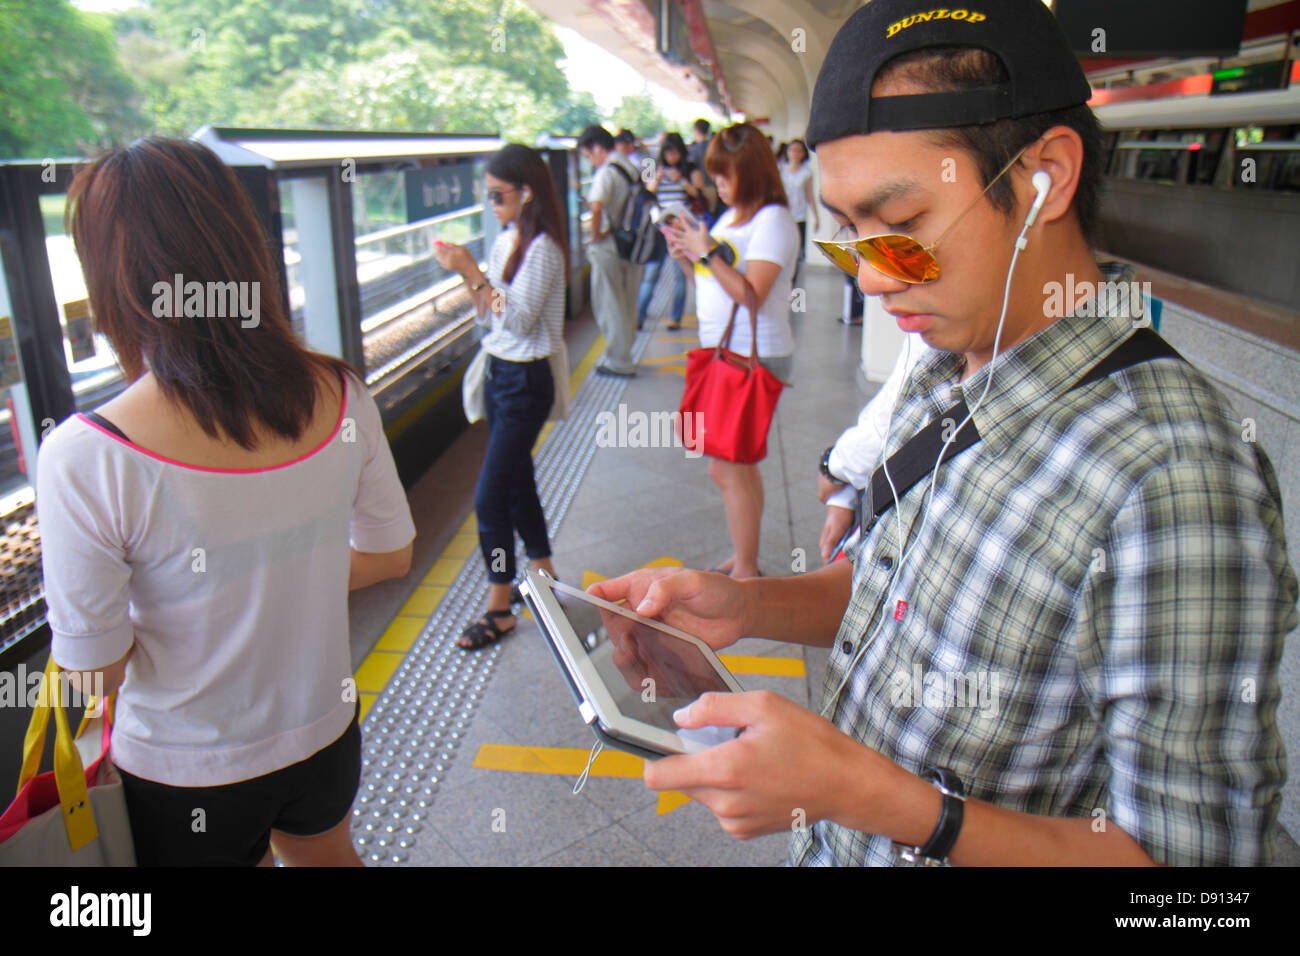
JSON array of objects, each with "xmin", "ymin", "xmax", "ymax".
[
  {"xmin": 66, "ymin": 137, "xmax": 354, "ymax": 450},
  {"xmin": 486, "ymin": 143, "xmax": 569, "ymax": 283},
  {"xmin": 704, "ymin": 123, "xmax": 788, "ymax": 225}
]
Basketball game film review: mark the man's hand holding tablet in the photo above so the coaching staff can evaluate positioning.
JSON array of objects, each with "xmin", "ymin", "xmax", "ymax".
[
  {"xmin": 586, "ymin": 567, "xmax": 749, "ymax": 654},
  {"xmin": 585, "ymin": 565, "xmax": 910, "ymax": 841}
]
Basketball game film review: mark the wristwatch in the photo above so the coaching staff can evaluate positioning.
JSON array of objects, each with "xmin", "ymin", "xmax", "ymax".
[
  {"xmin": 470, "ymin": 278, "xmax": 488, "ymax": 292},
  {"xmin": 896, "ymin": 767, "xmax": 966, "ymax": 865},
  {"xmin": 819, "ymin": 445, "xmax": 846, "ymax": 485},
  {"xmin": 698, "ymin": 243, "xmax": 718, "ymax": 266}
]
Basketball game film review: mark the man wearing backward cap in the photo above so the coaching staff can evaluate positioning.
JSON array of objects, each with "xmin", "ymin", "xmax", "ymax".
[{"xmin": 591, "ymin": 0, "xmax": 1296, "ymax": 866}]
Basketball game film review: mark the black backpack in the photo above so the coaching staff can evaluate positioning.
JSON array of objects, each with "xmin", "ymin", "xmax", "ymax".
[{"xmin": 608, "ymin": 161, "xmax": 664, "ymax": 265}]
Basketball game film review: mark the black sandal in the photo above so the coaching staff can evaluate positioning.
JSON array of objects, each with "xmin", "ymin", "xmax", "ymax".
[{"xmin": 458, "ymin": 609, "xmax": 515, "ymax": 650}]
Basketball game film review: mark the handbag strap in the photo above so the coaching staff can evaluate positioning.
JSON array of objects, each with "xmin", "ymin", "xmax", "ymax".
[
  {"xmin": 715, "ymin": 275, "xmax": 762, "ymax": 370},
  {"xmin": 16, "ymin": 654, "xmax": 100, "ymax": 850}
]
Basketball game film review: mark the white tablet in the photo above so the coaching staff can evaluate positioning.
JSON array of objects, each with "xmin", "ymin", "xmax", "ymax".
[{"xmin": 518, "ymin": 569, "xmax": 744, "ymax": 759}]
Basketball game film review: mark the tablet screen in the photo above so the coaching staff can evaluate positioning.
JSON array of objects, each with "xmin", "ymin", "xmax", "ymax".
[{"xmin": 550, "ymin": 585, "xmax": 733, "ymax": 739}]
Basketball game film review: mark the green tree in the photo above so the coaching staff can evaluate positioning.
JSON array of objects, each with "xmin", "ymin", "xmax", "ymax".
[
  {"xmin": 610, "ymin": 93, "xmax": 670, "ymax": 142},
  {"xmin": 0, "ymin": 0, "xmax": 143, "ymax": 158},
  {"xmin": 555, "ymin": 90, "xmax": 602, "ymax": 137},
  {"xmin": 262, "ymin": 43, "xmax": 560, "ymax": 141}
]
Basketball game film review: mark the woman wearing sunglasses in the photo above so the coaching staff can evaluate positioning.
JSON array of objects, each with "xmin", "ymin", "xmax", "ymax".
[
  {"xmin": 434, "ymin": 144, "xmax": 568, "ymax": 648},
  {"xmin": 662, "ymin": 123, "xmax": 800, "ymax": 579}
]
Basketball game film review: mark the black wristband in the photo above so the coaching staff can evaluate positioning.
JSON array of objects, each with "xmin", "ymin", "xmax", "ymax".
[
  {"xmin": 819, "ymin": 446, "xmax": 846, "ymax": 485},
  {"xmin": 917, "ymin": 768, "xmax": 966, "ymax": 862}
]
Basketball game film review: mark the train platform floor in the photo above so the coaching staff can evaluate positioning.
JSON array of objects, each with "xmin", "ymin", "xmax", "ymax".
[{"xmin": 345, "ymin": 262, "xmax": 870, "ymax": 865}]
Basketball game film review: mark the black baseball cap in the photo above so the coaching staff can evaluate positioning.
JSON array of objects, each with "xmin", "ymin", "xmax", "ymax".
[{"xmin": 806, "ymin": 0, "xmax": 1092, "ymax": 149}]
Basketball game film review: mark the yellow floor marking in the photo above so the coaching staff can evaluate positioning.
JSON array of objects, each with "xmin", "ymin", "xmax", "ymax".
[
  {"xmin": 441, "ymin": 534, "xmax": 478, "ymax": 559},
  {"xmin": 533, "ymin": 421, "xmax": 555, "ymax": 454},
  {"xmin": 398, "ymin": 585, "xmax": 448, "ymax": 619},
  {"xmin": 641, "ymin": 556, "xmax": 684, "ymax": 568},
  {"xmin": 359, "ymin": 693, "xmax": 378, "ymax": 723},
  {"xmin": 656, "ymin": 363, "xmax": 686, "ymax": 376},
  {"xmin": 581, "ymin": 569, "xmax": 607, "ymax": 589},
  {"xmin": 638, "ymin": 352, "xmax": 693, "ymax": 366},
  {"xmin": 570, "ymin": 335, "xmax": 605, "ymax": 395},
  {"xmin": 355, "ymin": 650, "xmax": 404, "ymax": 692},
  {"xmin": 717, "ymin": 654, "xmax": 806, "ymax": 677},
  {"xmin": 458, "ymin": 513, "xmax": 477, "ymax": 534},
  {"xmin": 472, "ymin": 743, "xmax": 691, "ymax": 814},
  {"xmin": 656, "ymin": 790, "xmax": 692, "ymax": 814},
  {"xmin": 375, "ymin": 616, "xmax": 426, "ymax": 652},
  {"xmin": 422, "ymin": 557, "xmax": 464, "ymax": 586}
]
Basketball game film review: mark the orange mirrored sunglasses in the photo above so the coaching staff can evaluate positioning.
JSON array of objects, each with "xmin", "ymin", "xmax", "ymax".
[{"xmin": 813, "ymin": 145, "xmax": 1030, "ymax": 284}]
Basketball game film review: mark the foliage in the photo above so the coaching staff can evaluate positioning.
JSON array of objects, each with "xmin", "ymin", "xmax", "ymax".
[
  {"xmin": 0, "ymin": 0, "xmax": 143, "ymax": 158},
  {"xmin": 0, "ymin": 0, "xmax": 709, "ymax": 158},
  {"xmin": 610, "ymin": 93, "xmax": 671, "ymax": 143}
]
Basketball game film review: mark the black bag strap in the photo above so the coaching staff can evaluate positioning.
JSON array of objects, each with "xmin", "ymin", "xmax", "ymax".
[
  {"xmin": 83, "ymin": 410, "xmax": 131, "ymax": 443},
  {"xmin": 610, "ymin": 161, "xmax": 634, "ymax": 185},
  {"xmin": 608, "ymin": 162, "xmax": 637, "ymax": 214},
  {"xmin": 856, "ymin": 328, "xmax": 1183, "ymax": 533}
]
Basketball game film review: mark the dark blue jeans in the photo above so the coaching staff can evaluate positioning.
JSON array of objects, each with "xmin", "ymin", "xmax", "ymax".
[{"xmin": 477, "ymin": 354, "xmax": 554, "ymax": 584}]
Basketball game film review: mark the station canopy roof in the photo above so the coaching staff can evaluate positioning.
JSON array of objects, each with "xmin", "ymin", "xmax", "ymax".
[{"xmin": 192, "ymin": 126, "xmax": 504, "ymax": 170}]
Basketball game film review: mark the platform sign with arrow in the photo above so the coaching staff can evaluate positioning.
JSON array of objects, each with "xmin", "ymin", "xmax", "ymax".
[{"xmin": 405, "ymin": 162, "xmax": 478, "ymax": 224}]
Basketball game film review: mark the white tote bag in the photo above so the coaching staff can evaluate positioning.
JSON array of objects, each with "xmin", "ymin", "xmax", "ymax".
[
  {"xmin": 465, "ymin": 342, "xmax": 569, "ymax": 424},
  {"xmin": 0, "ymin": 658, "xmax": 135, "ymax": 866},
  {"xmin": 462, "ymin": 347, "xmax": 488, "ymax": 424},
  {"xmin": 547, "ymin": 338, "xmax": 570, "ymax": 422}
]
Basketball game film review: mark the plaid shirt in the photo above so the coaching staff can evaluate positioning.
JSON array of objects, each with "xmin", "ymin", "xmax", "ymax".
[{"xmin": 790, "ymin": 263, "xmax": 1298, "ymax": 866}]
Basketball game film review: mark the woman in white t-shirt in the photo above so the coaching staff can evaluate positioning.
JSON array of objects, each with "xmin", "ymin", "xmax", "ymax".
[
  {"xmin": 662, "ymin": 122, "xmax": 800, "ymax": 579},
  {"xmin": 778, "ymin": 139, "xmax": 820, "ymax": 275},
  {"xmin": 40, "ymin": 137, "xmax": 416, "ymax": 866}
]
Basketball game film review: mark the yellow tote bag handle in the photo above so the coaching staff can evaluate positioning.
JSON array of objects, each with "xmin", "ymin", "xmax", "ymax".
[{"xmin": 15, "ymin": 654, "xmax": 99, "ymax": 852}]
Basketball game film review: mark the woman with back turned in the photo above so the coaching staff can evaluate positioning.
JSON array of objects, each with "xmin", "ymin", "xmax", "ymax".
[
  {"xmin": 434, "ymin": 143, "xmax": 568, "ymax": 649},
  {"xmin": 40, "ymin": 137, "xmax": 416, "ymax": 866}
]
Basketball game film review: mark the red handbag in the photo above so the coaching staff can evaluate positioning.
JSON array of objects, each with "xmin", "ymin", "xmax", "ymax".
[{"xmin": 677, "ymin": 280, "xmax": 788, "ymax": 464}]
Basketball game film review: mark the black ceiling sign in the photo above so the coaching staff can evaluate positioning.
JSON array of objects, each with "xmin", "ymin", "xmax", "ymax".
[{"xmin": 1054, "ymin": 0, "xmax": 1249, "ymax": 58}]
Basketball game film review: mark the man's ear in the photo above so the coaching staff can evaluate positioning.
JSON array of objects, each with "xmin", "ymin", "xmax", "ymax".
[{"xmin": 1026, "ymin": 125, "xmax": 1084, "ymax": 227}]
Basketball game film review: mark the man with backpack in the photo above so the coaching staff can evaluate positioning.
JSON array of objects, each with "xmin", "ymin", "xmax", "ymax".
[{"xmin": 579, "ymin": 124, "xmax": 643, "ymax": 377}]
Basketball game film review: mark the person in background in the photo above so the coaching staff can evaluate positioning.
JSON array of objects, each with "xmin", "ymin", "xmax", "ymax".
[
  {"xmin": 615, "ymin": 128, "xmax": 650, "ymax": 174},
  {"xmin": 43, "ymin": 137, "xmax": 415, "ymax": 867},
  {"xmin": 637, "ymin": 132, "xmax": 705, "ymax": 331},
  {"xmin": 688, "ymin": 118, "xmax": 719, "ymax": 220},
  {"xmin": 661, "ymin": 122, "xmax": 799, "ymax": 579},
  {"xmin": 434, "ymin": 144, "xmax": 567, "ymax": 648},
  {"xmin": 778, "ymin": 138, "xmax": 820, "ymax": 276},
  {"xmin": 816, "ymin": 332, "xmax": 932, "ymax": 564},
  {"xmin": 578, "ymin": 124, "xmax": 642, "ymax": 377}
]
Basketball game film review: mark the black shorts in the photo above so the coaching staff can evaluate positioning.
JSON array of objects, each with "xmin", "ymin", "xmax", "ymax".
[{"xmin": 117, "ymin": 704, "xmax": 362, "ymax": 866}]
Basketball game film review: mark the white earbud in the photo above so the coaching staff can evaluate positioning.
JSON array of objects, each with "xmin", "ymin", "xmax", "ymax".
[
  {"xmin": 522, "ymin": 187, "xmax": 532, "ymax": 203},
  {"xmin": 1025, "ymin": 171, "xmax": 1051, "ymax": 227}
]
